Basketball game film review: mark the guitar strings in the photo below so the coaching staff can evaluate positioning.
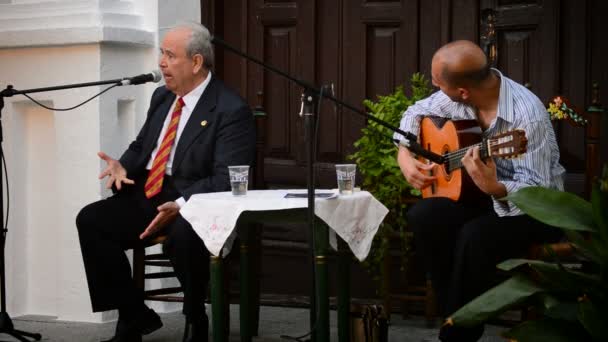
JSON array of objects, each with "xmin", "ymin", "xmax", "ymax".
[
  {"xmin": 443, "ymin": 140, "xmax": 508, "ymax": 165},
  {"xmin": 427, "ymin": 136, "xmax": 516, "ymax": 169},
  {"xmin": 444, "ymin": 142, "xmax": 484, "ymax": 161}
]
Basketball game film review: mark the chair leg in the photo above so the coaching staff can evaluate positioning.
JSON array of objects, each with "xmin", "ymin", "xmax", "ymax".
[
  {"xmin": 382, "ymin": 250, "xmax": 392, "ymax": 322},
  {"xmin": 250, "ymin": 224, "xmax": 261, "ymax": 337},
  {"xmin": 222, "ymin": 255, "xmax": 231, "ymax": 339}
]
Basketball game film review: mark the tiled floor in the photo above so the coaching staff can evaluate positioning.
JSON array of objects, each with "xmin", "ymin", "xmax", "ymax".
[{"xmin": 10, "ymin": 305, "xmax": 507, "ymax": 342}]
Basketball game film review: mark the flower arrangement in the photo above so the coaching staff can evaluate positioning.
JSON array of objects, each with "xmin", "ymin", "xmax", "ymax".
[{"xmin": 547, "ymin": 96, "xmax": 588, "ymax": 126}]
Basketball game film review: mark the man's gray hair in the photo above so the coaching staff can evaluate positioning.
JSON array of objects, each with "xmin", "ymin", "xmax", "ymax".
[{"xmin": 172, "ymin": 22, "xmax": 214, "ymax": 70}]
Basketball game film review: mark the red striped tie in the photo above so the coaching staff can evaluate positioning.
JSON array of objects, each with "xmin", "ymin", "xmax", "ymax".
[{"xmin": 144, "ymin": 97, "xmax": 184, "ymax": 198}]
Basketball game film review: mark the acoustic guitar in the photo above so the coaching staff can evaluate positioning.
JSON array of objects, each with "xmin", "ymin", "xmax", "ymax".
[{"xmin": 418, "ymin": 116, "xmax": 527, "ymax": 202}]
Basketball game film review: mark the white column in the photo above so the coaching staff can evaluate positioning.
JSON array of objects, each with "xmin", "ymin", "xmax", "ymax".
[{"xmin": 0, "ymin": 0, "xmax": 171, "ymax": 323}]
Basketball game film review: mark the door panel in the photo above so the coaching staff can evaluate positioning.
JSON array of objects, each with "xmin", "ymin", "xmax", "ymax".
[
  {"xmin": 480, "ymin": 0, "xmax": 589, "ymax": 176},
  {"xmin": 202, "ymin": 0, "xmax": 601, "ymax": 302},
  {"xmin": 481, "ymin": 0, "xmax": 558, "ymax": 99}
]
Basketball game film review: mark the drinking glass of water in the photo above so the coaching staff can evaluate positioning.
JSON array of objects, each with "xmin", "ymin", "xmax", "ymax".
[
  {"xmin": 228, "ymin": 165, "xmax": 249, "ymax": 196},
  {"xmin": 335, "ymin": 164, "xmax": 356, "ymax": 195}
]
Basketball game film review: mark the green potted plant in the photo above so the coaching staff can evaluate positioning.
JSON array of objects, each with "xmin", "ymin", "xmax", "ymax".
[
  {"xmin": 349, "ymin": 73, "xmax": 431, "ymax": 292},
  {"xmin": 447, "ymin": 165, "xmax": 608, "ymax": 341}
]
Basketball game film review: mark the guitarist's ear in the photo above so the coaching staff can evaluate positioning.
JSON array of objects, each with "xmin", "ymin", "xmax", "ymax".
[{"xmin": 458, "ymin": 88, "xmax": 470, "ymax": 101}]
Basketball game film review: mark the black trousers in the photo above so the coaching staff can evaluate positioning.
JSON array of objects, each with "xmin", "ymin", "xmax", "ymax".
[
  {"xmin": 408, "ymin": 197, "xmax": 562, "ymax": 319},
  {"xmin": 75, "ymin": 176, "xmax": 210, "ymax": 319}
]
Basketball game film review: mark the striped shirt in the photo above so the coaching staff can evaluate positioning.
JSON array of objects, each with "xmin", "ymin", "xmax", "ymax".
[{"xmin": 393, "ymin": 69, "xmax": 565, "ymax": 216}]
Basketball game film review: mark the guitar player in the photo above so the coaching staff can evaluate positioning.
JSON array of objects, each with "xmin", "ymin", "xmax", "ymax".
[{"xmin": 394, "ymin": 40, "xmax": 565, "ymax": 341}]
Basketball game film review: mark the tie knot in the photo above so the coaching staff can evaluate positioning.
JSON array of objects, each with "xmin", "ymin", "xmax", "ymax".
[{"xmin": 176, "ymin": 97, "xmax": 185, "ymax": 111}]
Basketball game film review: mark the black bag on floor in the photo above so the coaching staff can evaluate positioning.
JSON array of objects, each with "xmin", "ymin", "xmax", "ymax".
[{"xmin": 350, "ymin": 304, "xmax": 388, "ymax": 342}]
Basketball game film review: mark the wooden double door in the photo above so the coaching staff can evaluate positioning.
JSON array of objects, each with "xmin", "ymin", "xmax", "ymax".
[{"xmin": 201, "ymin": 0, "xmax": 605, "ymax": 301}]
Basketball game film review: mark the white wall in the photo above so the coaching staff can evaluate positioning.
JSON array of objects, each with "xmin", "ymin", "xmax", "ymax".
[
  {"xmin": 158, "ymin": 0, "xmax": 202, "ymax": 43},
  {"xmin": 0, "ymin": 0, "xmax": 201, "ymax": 323},
  {"xmin": 2, "ymin": 44, "xmax": 105, "ymax": 322}
]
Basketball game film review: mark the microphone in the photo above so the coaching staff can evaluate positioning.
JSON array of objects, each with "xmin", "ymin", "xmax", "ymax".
[
  {"xmin": 120, "ymin": 70, "xmax": 162, "ymax": 86},
  {"xmin": 395, "ymin": 138, "xmax": 445, "ymax": 164}
]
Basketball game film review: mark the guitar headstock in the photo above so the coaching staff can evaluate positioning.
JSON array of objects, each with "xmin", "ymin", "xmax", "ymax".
[{"xmin": 487, "ymin": 129, "xmax": 527, "ymax": 159}]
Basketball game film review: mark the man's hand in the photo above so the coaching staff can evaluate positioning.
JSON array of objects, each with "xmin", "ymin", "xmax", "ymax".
[
  {"xmin": 140, "ymin": 201, "xmax": 180, "ymax": 240},
  {"xmin": 98, "ymin": 152, "xmax": 134, "ymax": 190},
  {"xmin": 461, "ymin": 146, "xmax": 506, "ymax": 197},
  {"xmin": 397, "ymin": 146, "xmax": 437, "ymax": 190}
]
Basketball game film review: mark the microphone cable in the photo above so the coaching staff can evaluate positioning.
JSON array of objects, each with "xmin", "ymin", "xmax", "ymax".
[
  {"xmin": 0, "ymin": 81, "xmax": 119, "ymax": 253},
  {"xmin": 1, "ymin": 145, "xmax": 9, "ymax": 244},
  {"xmin": 0, "ymin": 79, "xmax": 132, "ymax": 243},
  {"xmin": 19, "ymin": 83, "xmax": 120, "ymax": 112}
]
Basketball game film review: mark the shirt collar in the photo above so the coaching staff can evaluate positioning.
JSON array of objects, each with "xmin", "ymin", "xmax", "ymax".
[
  {"xmin": 493, "ymin": 68, "xmax": 515, "ymax": 123},
  {"xmin": 180, "ymin": 71, "xmax": 212, "ymax": 111}
]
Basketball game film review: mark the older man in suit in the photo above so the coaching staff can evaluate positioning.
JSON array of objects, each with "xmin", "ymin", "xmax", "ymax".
[{"xmin": 76, "ymin": 23, "xmax": 255, "ymax": 342}]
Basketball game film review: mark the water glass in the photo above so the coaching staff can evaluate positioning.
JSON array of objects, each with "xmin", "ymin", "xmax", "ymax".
[
  {"xmin": 228, "ymin": 165, "xmax": 249, "ymax": 196},
  {"xmin": 335, "ymin": 164, "xmax": 356, "ymax": 195}
]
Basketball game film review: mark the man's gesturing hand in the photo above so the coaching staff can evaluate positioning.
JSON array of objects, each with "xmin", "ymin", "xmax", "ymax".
[
  {"xmin": 140, "ymin": 201, "xmax": 180, "ymax": 240},
  {"xmin": 98, "ymin": 152, "xmax": 134, "ymax": 190}
]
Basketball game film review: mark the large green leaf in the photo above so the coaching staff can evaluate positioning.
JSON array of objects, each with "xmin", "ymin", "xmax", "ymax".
[
  {"xmin": 564, "ymin": 230, "xmax": 603, "ymax": 265},
  {"xmin": 497, "ymin": 258, "xmax": 546, "ymax": 271},
  {"xmin": 578, "ymin": 299, "xmax": 608, "ymax": 340},
  {"xmin": 591, "ymin": 184, "xmax": 608, "ymax": 244},
  {"xmin": 543, "ymin": 299, "xmax": 578, "ymax": 322},
  {"xmin": 502, "ymin": 318, "xmax": 587, "ymax": 342},
  {"xmin": 497, "ymin": 259, "xmax": 599, "ymax": 293},
  {"xmin": 498, "ymin": 258, "xmax": 602, "ymax": 297},
  {"xmin": 529, "ymin": 261, "xmax": 602, "ymax": 293},
  {"xmin": 506, "ymin": 187, "xmax": 595, "ymax": 232},
  {"xmin": 450, "ymin": 273, "xmax": 543, "ymax": 327},
  {"xmin": 539, "ymin": 294, "xmax": 578, "ymax": 322},
  {"xmin": 589, "ymin": 237, "xmax": 608, "ymax": 266}
]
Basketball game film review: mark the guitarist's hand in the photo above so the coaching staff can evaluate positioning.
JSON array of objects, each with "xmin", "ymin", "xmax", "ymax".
[
  {"xmin": 462, "ymin": 146, "xmax": 506, "ymax": 198},
  {"xmin": 398, "ymin": 146, "xmax": 437, "ymax": 190}
]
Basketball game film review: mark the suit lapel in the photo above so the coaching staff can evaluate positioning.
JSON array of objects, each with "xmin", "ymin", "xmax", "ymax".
[
  {"xmin": 144, "ymin": 91, "xmax": 176, "ymax": 157},
  {"xmin": 172, "ymin": 76, "xmax": 218, "ymax": 172}
]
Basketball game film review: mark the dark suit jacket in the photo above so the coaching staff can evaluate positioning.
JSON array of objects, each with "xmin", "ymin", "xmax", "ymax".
[{"xmin": 119, "ymin": 74, "xmax": 256, "ymax": 201}]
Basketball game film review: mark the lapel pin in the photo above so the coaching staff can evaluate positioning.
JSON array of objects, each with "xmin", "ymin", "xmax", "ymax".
[{"xmin": 201, "ymin": 120, "xmax": 208, "ymax": 127}]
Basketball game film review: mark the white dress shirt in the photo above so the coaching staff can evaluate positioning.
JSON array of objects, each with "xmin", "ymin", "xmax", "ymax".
[{"xmin": 146, "ymin": 72, "xmax": 212, "ymax": 206}]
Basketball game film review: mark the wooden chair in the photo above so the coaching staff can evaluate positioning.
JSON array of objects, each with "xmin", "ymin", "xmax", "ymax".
[
  {"xmin": 131, "ymin": 98, "xmax": 267, "ymax": 336},
  {"xmin": 132, "ymin": 235, "xmax": 180, "ymax": 301}
]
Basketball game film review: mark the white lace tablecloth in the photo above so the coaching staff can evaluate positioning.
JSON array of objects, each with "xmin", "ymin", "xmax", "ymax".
[{"xmin": 180, "ymin": 189, "xmax": 389, "ymax": 261}]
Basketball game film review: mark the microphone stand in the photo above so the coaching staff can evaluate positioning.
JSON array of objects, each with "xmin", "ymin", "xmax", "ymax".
[
  {"xmin": 299, "ymin": 90, "xmax": 319, "ymax": 340},
  {"xmin": 0, "ymin": 77, "xmax": 127, "ymax": 342},
  {"xmin": 212, "ymin": 36, "xmax": 444, "ymax": 342},
  {"xmin": 1, "ymin": 79, "xmax": 124, "ymax": 97}
]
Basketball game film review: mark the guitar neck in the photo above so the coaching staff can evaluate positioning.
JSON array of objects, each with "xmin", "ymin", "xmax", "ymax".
[{"xmin": 443, "ymin": 140, "xmax": 490, "ymax": 172}]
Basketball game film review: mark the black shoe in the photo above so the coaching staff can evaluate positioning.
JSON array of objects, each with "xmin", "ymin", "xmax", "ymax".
[
  {"xmin": 439, "ymin": 322, "xmax": 484, "ymax": 342},
  {"xmin": 101, "ymin": 319, "xmax": 142, "ymax": 342},
  {"xmin": 101, "ymin": 307, "xmax": 163, "ymax": 342},
  {"xmin": 138, "ymin": 307, "xmax": 163, "ymax": 335},
  {"xmin": 182, "ymin": 315, "xmax": 209, "ymax": 342}
]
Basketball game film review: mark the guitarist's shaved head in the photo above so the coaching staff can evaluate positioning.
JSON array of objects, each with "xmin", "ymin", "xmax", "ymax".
[{"xmin": 432, "ymin": 40, "xmax": 491, "ymax": 88}]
